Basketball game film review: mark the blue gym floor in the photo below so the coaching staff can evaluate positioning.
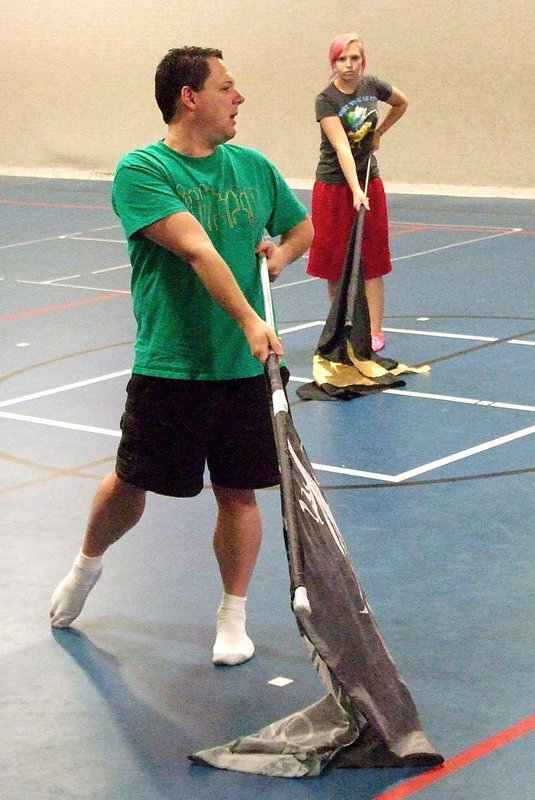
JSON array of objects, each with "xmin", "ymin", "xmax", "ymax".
[{"xmin": 1, "ymin": 176, "xmax": 534, "ymax": 800}]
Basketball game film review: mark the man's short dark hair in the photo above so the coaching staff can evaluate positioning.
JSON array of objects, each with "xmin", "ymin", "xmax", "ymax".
[{"xmin": 155, "ymin": 46, "xmax": 223, "ymax": 123}]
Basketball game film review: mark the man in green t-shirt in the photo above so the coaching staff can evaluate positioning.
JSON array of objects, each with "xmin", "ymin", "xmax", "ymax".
[{"xmin": 50, "ymin": 46, "xmax": 313, "ymax": 667}]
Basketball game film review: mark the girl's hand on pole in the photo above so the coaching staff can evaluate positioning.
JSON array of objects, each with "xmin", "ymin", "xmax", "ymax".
[{"xmin": 353, "ymin": 187, "xmax": 370, "ymax": 211}]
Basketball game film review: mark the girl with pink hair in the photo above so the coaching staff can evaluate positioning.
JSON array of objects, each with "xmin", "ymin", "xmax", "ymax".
[{"xmin": 307, "ymin": 32, "xmax": 408, "ymax": 352}]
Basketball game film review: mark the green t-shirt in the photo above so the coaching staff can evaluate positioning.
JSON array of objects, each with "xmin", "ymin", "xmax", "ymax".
[{"xmin": 112, "ymin": 140, "xmax": 307, "ymax": 380}]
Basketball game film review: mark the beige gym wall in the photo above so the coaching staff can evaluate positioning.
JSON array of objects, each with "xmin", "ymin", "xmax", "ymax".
[{"xmin": 1, "ymin": 0, "xmax": 533, "ymax": 195}]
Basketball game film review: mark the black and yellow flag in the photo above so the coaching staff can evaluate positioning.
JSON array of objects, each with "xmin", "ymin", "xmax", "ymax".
[{"xmin": 297, "ymin": 212, "xmax": 429, "ymax": 401}]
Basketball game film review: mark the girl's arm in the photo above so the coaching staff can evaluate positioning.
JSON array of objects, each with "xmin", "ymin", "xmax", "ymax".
[
  {"xmin": 372, "ymin": 87, "xmax": 409, "ymax": 151},
  {"xmin": 320, "ymin": 115, "xmax": 369, "ymax": 210}
]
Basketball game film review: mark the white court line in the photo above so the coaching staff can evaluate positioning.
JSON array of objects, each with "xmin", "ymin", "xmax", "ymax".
[
  {"xmin": 391, "ymin": 424, "xmax": 535, "ymax": 482},
  {"xmin": 279, "ymin": 321, "xmax": 320, "ymax": 332},
  {"xmin": 0, "ymin": 232, "xmax": 84, "ymax": 250},
  {"xmin": 281, "ymin": 320, "xmax": 495, "ymax": 342},
  {"xmin": 310, "ymin": 462, "xmax": 394, "ymax": 481},
  {"xmin": 384, "ymin": 327, "xmax": 493, "ymax": 341},
  {"xmin": 1, "ymin": 369, "xmax": 533, "ymax": 483},
  {"xmin": 273, "ymin": 228, "xmax": 522, "ymax": 289},
  {"xmin": 16, "ymin": 262, "xmax": 130, "ymax": 282},
  {"xmin": 0, "ymin": 370, "xmax": 131, "ymax": 408},
  {"xmin": 69, "ymin": 237, "xmax": 125, "ymax": 243},
  {"xmin": 0, "ymin": 411, "xmax": 119, "ymax": 437},
  {"xmin": 384, "ymin": 327, "xmax": 534, "ymax": 345},
  {"xmin": 1, "ymin": 410, "xmax": 531, "ymax": 483},
  {"xmin": 288, "ymin": 375, "xmax": 535, "ymax": 413},
  {"xmin": 2, "ymin": 218, "xmax": 530, "ymax": 482},
  {"xmin": 16, "ymin": 280, "xmax": 130, "ymax": 293},
  {"xmin": 7, "ymin": 228, "xmax": 524, "ymax": 292},
  {"xmin": 0, "ymin": 223, "xmax": 121, "ymax": 251},
  {"xmin": 279, "ymin": 321, "xmax": 533, "ymax": 346},
  {"xmin": 310, "ymin": 424, "xmax": 535, "ymax": 482},
  {"xmin": 280, "ymin": 320, "xmax": 325, "ymax": 334},
  {"xmin": 382, "ymin": 388, "xmax": 535, "ymax": 412},
  {"xmin": 383, "ymin": 329, "xmax": 533, "ymax": 346},
  {"xmin": 47, "ymin": 283, "xmax": 129, "ymax": 293},
  {"xmin": 391, "ymin": 228, "xmax": 521, "ymax": 262},
  {"xmin": 4, "ymin": 368, "xmax": 533, "ymax": 415},
  {"xmin": 92, "ymin": 264, "xmax": 130, "ymax": 274},
  {"xmin": 272, "ymin": 276, "xmax": 316, "ymax": 290},
  {"xmin": 492, "ymin": 401, "xmax": 535, "ymax": 411},
  {"xmin": 43, "ymin": 274, "xmax": 80, "ymax": 284},
  {"xmin": 286, "ymin": 370, "xmax": 535, "ymax": 479}
]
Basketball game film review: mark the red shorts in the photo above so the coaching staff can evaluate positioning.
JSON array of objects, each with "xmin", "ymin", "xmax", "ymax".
[{"xmin": 306, "ymin": 177, "xmax": 392, "ymax": 282}]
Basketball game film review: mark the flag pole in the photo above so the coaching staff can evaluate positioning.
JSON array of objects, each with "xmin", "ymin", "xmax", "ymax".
[
  {"xmin": 260, "ymin": 257, "xmax": 311, "ymax": 616},
  {"xmin": 345, "ymin": 155, "xmax": 372, "ymax": 327}
]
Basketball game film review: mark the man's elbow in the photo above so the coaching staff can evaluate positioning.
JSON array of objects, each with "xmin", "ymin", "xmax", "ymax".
[{"xmin": 299, "ymin": 216, "xmax": 315, "ymax": 250}]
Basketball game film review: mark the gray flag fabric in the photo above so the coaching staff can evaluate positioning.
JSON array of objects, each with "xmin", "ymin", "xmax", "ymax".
[{"xmin": 190, "ymin": 395, "xmax": 443, "ymax": 778}]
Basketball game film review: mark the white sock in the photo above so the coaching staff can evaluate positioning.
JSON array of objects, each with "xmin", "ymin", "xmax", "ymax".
[
  {"xmin": 212, "ymin": 593, "xmax": 255, "ymax": 666},
  {"xmin": 50, "ymin": 550, "xmax": 103, "ymax": 628}
]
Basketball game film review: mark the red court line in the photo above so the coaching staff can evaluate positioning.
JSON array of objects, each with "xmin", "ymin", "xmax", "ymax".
[
  {"xmin": 0, "ymin": 198, "xmax": 111, "ymax": 210},
  {"xmin": 0, "ymin": 293, "xmax": 125, "ymax": 322},
  {"xmin": 371, "ymin": 712, "xmax": 535, "ymax": 800},
  {"xmin": 389, "ymin": 221, "xmax": 524, "ymax": 235},
  {"xmin": 390, "ymin": 226, "xmax": 431, "ymax": 237}
]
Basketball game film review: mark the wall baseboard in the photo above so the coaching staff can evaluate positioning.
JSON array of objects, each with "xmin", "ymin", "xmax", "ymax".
[
  {"xmin": 287, "ymin": 177, "xmax": 535, "ymax": 200},
  {"xmin": 0, "ymin": 167, "xmax": 534, "ymax": 200},
  {"xmin": 0, "ymin": 167, "xmax": 114, "ymax": 182}
]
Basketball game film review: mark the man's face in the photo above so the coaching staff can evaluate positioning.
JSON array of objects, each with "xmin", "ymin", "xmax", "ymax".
[{"xmin": 192, "ymin": 57, "xmax": 245, "ymax": 146}]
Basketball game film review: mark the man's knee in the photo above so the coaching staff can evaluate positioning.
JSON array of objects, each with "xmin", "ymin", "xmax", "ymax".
[{"xmin": 212, "ymin": 484, "xmax": 257, "ymax": 511}]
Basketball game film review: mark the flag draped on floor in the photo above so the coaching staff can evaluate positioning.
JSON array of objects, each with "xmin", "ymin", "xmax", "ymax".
[
  {"xmin": 190, "ymin": 361, "xmax": 443, "ymax": 778},
  {"xmin": 297, "ymin": 213, "xmax": 429, "ymax": 401}
]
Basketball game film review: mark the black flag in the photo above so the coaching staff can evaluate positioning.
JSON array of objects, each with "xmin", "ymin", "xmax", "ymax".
[{"xmin": 190, "ymin": 357, "xmax": 443, "ymax": 777}]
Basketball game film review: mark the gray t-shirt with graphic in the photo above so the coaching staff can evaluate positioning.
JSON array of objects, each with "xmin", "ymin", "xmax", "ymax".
[{"xmin": 315, "ymin": 75, "xmax": 392, "ymax": 183}]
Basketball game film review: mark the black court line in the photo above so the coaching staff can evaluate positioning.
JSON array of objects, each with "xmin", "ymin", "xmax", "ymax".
[
  {"xmin": 0, "ymin": 452, "xmax": 116, "ymax": 496},
  {"xmin": 318, "ymin": 466, "xmax": 535, "ymax": 491},
  {"xmin": 0, "ymin": 341, "xmax": 133, "ymax": 385}
]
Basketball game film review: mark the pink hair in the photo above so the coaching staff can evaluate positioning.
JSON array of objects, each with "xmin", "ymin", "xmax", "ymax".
[{"xmin": 328, "ymin": 32, "xmax": 364, "ymax": 76}]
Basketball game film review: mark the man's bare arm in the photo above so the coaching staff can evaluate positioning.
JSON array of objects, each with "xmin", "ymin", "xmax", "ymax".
[
  {"xmin": 255, "ymin": 216, "xmax": 314, "ymax": 281},
  {"xmin": 141, "ymin": 210, "xmax": 282, "ymax": 362}
]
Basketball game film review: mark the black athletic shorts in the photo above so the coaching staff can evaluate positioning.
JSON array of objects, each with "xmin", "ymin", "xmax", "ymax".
[{"xmin": 115, "ymin": 371, "xmax": 285, "ymax": 497}]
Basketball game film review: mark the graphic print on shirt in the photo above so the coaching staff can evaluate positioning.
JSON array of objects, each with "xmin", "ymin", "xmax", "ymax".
[
  {"xmin": 174, "ymin": 182, "xmax": 259, "ymax": 233},
  {"xmin": 339, "ymin": 97, "xmax": 378, "ymax": 154}
]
